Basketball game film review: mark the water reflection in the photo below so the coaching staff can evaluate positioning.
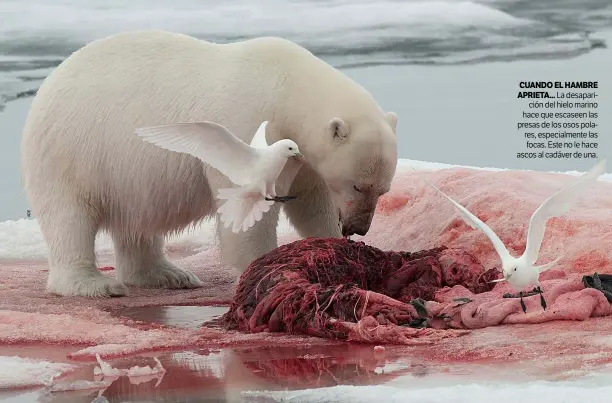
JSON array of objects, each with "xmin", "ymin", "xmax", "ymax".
[
  {"xmin": 118, "ymin": 305, "xmax": 229, "ymax": 329},
  {"xmin": 2, "ymin": 306, "xmax": 427, "ymax": 403},
  {"xmin": 14, "ymin": 344, "xmax": 419, "ymax": 403}
]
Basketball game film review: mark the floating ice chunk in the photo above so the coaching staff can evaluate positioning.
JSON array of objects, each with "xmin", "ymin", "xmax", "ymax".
[
  {"xmin": 93, "ymin": 354, "xmax": 123, "ymax": 377},
  {"xmin": 93, "ymin": 354, "xmax": 166, "ymax": 379},
  {"xmin": 47, "ymin": 379, "xmax": 112, "ymax": 393},
  {"xmin": 128, "ymin": 372, "xmax": 165, "ymax": 387},
  {"xmin": 126, "ymin": 357, "xmax": 166, "ymax": 377},
  {"xmin": 0, "ymin": 356, "xmax": 75, "ymax": 390}
]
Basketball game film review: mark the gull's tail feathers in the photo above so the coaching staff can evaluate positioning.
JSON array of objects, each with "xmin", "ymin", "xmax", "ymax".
[{"xmin": 216, "ymin": 187, "xmax": 274, "ymax": 233}]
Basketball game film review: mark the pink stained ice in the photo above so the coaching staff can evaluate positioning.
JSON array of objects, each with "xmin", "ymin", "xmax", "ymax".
[{"xmin": 0, "ymin": 165, "xmax": 609, "ymax": 362}]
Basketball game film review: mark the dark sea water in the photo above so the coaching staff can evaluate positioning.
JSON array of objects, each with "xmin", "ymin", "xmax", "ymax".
[{"xmin": 1, "ymin": 0, "xmax": 611, "ymax": 107}]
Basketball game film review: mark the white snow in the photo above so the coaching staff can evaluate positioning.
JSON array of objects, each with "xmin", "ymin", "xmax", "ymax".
[
  {"xmin": 241, "ymin": 376, "xmax": 612, "ymax": 403},
  {"xmin": 0, "ymin": 356, "xmax": 75, "ymax": 389}
]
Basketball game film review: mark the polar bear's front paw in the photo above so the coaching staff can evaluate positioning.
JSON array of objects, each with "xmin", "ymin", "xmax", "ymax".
[
  {"xmin": 47, "ymin": 270, "xmax": 128, "ymax": 298},
  {"xmin": 122, "ymin": 262, "xmax": 204, "ymax": 289}
]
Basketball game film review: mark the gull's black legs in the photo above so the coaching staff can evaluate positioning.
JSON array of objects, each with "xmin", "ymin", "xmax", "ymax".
[
  {"xmin": 503, "ymin": 291, "xmax": 528, "ymax": 313},
  {"xmin": 519, "ymin": 291, "xmax": 527, "ymax": 313},
  {"xmin": 265, "ymin": 195, "xmax": 297, "ymax": 203},
  {"xmin": 536, "ymin": 286, "xmax": 547, "ymax": 310},
  {"xmin": 502, "ymin": 287, "xmax": 547, "ymax": 313}
]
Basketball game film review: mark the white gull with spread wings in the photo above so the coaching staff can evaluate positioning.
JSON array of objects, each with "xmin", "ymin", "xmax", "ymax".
[
  {"xmin": 414, "ymin": 157, "xmax": 607, "ymax": 312},
  {"xmin": 135, "ymin": 120, "xmax": 303, "ymax": 233}
]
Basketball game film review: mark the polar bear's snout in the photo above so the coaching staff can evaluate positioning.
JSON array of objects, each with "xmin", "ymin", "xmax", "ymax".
[{"xmin": 339, "ymin": 203, "xmax": 377, "ymax": 237}]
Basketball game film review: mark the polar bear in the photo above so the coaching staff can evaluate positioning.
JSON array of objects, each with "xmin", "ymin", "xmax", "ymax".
[{"xmin": 20, "ymin": 30, "xmax": 398, "ymax": 297}]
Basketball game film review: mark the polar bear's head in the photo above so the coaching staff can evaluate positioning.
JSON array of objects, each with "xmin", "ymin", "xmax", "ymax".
[{"xmin": 307, "ymin": 111, "xmax": 398, "ymax": 237}]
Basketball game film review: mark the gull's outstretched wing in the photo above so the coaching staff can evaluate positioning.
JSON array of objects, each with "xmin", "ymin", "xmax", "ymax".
[
  {"xmin": 135, "ymin": 121, "xmax": 259, "ymax": 186},
  {"xmin": 249, "ymin": 121, "xmax": 269, "ymax": 149},
  {"xmin": 535, "ymin": 255, "xmax": 563, "ymax": 274},
  {"xmin": 415, "ymin": 171, "xmax": 513, "ymax": 265},
  {"xmin": 524, "ymin": 158, "xmax": 607, "ymax": 264}
]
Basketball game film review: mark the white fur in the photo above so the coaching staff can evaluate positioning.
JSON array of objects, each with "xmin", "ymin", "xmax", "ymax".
[{"xmin": 20, "ymin": 30, "xmax": 398, "ymax": 297}]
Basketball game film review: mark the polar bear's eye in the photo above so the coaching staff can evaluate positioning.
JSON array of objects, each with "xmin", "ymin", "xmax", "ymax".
[{"xmin": 353, "ymin": 185, "xmax": 362, "ymax": 193}]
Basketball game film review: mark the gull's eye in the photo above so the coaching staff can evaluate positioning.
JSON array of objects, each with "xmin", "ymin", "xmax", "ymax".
[
  {"xmin": 514, "ymin": 268, "xmax": 517, "ymax": 271},
  {"xmin": 289, "ymin": 147, "xmax": 293, "ymax": 150}
]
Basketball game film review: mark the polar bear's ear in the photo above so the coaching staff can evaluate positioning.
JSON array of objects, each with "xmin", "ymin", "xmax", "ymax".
[
  {"xmin": 385, "ymin": 111, "xmax": 398, "ymax": 134},
  {"xmin": 329, "ymin": 117, "xmax": 350, "ymax": 141}
]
